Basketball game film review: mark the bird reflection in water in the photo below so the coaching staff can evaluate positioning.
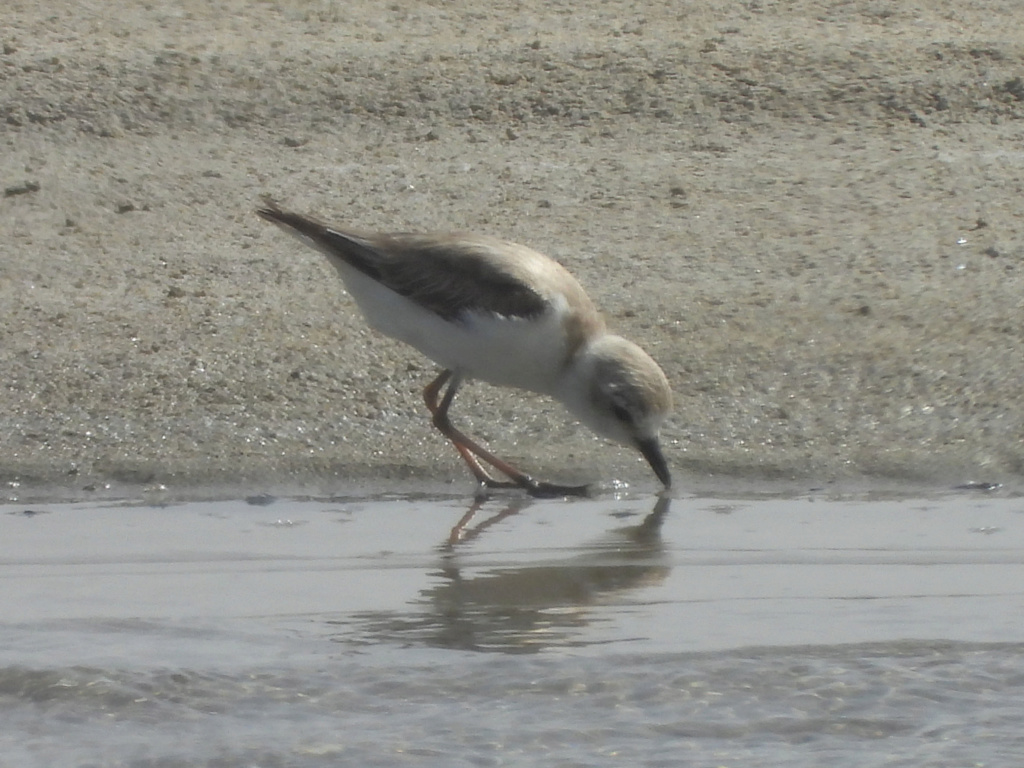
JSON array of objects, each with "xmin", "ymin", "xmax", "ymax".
[{"xmin": 343, "ymin": 496, "xmax": 671, "ymax": 653}]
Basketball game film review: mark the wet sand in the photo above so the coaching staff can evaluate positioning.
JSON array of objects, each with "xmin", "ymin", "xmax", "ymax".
[{"xmin": 2, "ymin": 0, "xmax": 1023, "ymax": 497}]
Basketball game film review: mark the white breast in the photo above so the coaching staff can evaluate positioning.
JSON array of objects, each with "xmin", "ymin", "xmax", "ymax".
[{"xmin": 331, "ymin": 261, "xmax": 571, "ymax": 394}]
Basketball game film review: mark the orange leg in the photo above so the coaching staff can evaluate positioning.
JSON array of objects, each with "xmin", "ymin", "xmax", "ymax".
[
  {"xmin": 444, "ymin": 497, "xmax": 529, "ymax": 547},
  {"xmin": 423, "ymin": 370, "xmax": 590, "ymax": 498},
  {"xmin": 423, "ymin": 371, "xmax": 517, "ymax": 489}
]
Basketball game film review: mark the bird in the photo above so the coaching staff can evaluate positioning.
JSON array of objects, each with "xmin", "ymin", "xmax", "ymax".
[{"xmin": 257, "ymin": 202, "xmax": 672, "ymax": 497}]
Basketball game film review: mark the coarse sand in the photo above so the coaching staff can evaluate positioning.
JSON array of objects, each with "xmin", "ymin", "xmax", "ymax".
[{"xmin": 2, "ymin": 0, "xmax": 1022, "ymax": 499}]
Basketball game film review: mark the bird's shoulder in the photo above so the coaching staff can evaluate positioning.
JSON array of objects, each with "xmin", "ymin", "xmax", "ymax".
[{"xmin": 352, "ymin": 231, "xmax": 596, "ymax": 323}]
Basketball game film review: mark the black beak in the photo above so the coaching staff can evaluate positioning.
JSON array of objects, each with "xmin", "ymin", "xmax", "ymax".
[{"xmin": 636, "ymin": 437, "xmax": 671, "ymax": 489}]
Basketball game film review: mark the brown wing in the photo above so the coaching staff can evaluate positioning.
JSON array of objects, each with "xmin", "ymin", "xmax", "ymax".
[{"xmin": 257, "ymin": 204, "xmax": 549, "ymax": 321}]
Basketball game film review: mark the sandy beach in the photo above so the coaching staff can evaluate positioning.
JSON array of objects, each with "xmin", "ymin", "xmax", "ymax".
[{"xmin": 2, "ymin": 0, "xmax": 1023, "ymax": 498}]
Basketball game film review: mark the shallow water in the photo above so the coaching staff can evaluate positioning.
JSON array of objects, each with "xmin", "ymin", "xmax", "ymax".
[{"xmin": 2, "ymin": 489, "xmax": 1023, "ymax": 766}]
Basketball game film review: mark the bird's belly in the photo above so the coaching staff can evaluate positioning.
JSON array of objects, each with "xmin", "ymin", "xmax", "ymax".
[
  {"xmin": 339, "ymin": 267, "xmax": 567, "ymax": 393},
  {"xmin": 434, "ymin": 312, "xmax": 568, "ymax": 392}
]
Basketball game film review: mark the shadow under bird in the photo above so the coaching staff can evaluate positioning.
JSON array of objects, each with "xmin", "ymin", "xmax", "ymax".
[{"xmin": 257, "ymin": 202, "xmax": 672, "ymax": 497}]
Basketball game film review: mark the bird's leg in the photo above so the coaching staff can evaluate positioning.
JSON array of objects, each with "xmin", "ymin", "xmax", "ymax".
[
  {"xmin": 423, "ymin": 371, "xmax": 517, "ymax": 489},
  {"xmin": 444, "ymin": 497, "xmax": 530, "ymax": 547},
  {"xmin": 446, "ymin": 500, "xmax": 485, "ymax": 545},
  {"xmin": 425, "ymin": 371, "xmax": 590, "ymax": 498}
]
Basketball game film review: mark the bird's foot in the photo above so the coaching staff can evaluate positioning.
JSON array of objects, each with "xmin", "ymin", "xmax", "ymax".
[
  {"xmin": 472, "ymin": 477, "xmax": 521, "ymax": 499},
  {"xmin": 520, "ymin": 477, "xmax": 592, "ymax": 499},
  {"xmin": 474, "ymin": 476, "xmax": 591, "ymax": 499}
]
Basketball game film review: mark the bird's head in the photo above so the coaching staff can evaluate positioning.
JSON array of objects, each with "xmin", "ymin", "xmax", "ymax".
[{"xmin": 560, "ymin": 335, "xmax": 673, "ymax": 488}]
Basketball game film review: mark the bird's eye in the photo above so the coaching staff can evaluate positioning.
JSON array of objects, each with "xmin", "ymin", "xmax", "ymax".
[{"xmin": 610, "ymin": 402, "xmax": 632, "ymax": 423}]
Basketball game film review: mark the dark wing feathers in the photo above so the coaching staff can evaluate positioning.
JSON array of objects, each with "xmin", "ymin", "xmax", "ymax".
[
  {"xmin": 256, "ymin": 204, "xmax": 386, "ymax": 280},
  {"xmin": 373, "ymin": 236, "xmax": 548, "ymax": 321},
  {"xmin": 258, "ymin": 204, "xmax": 548, "ymax": 321}
]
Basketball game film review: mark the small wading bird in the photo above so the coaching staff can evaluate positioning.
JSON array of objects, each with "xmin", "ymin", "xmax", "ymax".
[{"xmin": 258, "ymin": 202, "xmax": 672, "ymax": 497}]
